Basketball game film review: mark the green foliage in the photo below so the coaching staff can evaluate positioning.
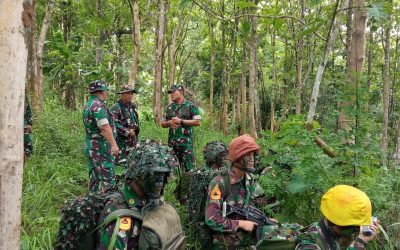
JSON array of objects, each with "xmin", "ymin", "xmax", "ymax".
[{"xmin": 257, "ymin": 115, "xmax": 400, "ymax": 235}]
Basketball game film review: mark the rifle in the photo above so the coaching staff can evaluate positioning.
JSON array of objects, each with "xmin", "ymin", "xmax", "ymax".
[{"xmin": 222, "ymin": 202, "xmax": 278, "ymax": 241}]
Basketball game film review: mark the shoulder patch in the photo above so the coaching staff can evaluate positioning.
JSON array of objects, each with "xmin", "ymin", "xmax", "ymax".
[
  {"xmin": 210, "ymin": 184, "xmax": 222, "ymax": 200},
  {"xmin": 119, "ymin": 217, "xmax": 132, "ymax": 231}
]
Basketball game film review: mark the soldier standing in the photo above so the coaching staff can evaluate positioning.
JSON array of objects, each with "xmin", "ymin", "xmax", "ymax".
[
  {"xmin": 160, "ymin": 84, "xmax": 201, "ymax": 204},
  {"xmin": 97, "ymin": 140, "xmax": 185, "ymax": 250},
  {"xmin": 110, "ymin": 85, "xmax": 139, "ymax": 160},
  {"xmin": 24, "ymin": 95, "xmax": 33, "ymax": 160},
  {"xmin": 83, "ymin": 80, "xmax": 119, "ymax": 193},
  {"xmin": 205, "ymin": 134, "xmax": 268, "ymax": 249}
]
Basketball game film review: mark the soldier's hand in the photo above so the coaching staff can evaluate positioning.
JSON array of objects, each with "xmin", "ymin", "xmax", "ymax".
[
  {"xmin": 27, "ymin": 125, "xmax": 32, "ymax": 133},
  {"xmin": 169, "ymin": 120, "xmax": 178, "ymax": 129},
  {"xmin": 129, "ymin": 129, "xmax": 136, "ymax": 139},
  {"xmin": 171, "ymin": 117, "xmax": 182, "ymax": 125},
  {"xmin": 111, "ymin": 145, "xmax": 119, "ymax": 156},
  {"xmin": 238, "ymin": 220, "xmax": 258, "ymax": 233}
]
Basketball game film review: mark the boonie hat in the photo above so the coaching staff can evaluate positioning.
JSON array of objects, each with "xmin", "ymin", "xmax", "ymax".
[
  {"xmin": 167, "ymin": 84, "xmax": 184, "ymax": 94},
  {"xmin": 117, "ymin": 85, "xmax": 138, "ymax": 94},
  {"xmin": 88, "ymin": 80, "xmax": 108, "ymax": 93}
]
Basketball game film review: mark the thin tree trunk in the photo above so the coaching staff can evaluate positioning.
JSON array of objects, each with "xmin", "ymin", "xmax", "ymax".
[
  {"xmin": 220, "ymin": 0, "xmax": 228, "ymax": 135},
  {"xmin": 240, "ymin": 43, "xmax": 247, "ymax": 135},
  {"xmin": 381, "ymin": 25, "xmax": 391, "ymax": 158},
  {"xmin": 248, "ymin": 1, "xmax": 258, "ymax": 138},
  {"xmin": 96, "ymin": 0, "xmax": 106, "ymax": 64},
  {"xmin": 270, "ymin": 31, "xmax": 277, "ymax": 131},
  {"xmin": 306, "ymin": 0, "xmax": 349, "ymax": 126},
  {"xmin": 0, "ymin": 0, "xmax": 27, "ymax": 248},
  {"xmin": 128, "ymin": 0, "xmax": 141, "ymax": 88},
  {"xmin": 167, "ymin": 23, "xmax": 178, "ymax": 104},
  {"xmin": 365, "ymin": 30, "xmax": 373, "ymax": 111},
  {"xmin": 153, "ymin": 0, "xmax": 166, "ymax": 123},
  {"xmin": 295, "ymin": 0, "xmax": 305, "ymax": 114},
  {"xmin": 35, "ymin": 0, "xmax": 54, "ymax": 110},
  {"xmin": 23, "ymin": 0, "xmax": 37, "ymax": 106},
  {"xmin": 208, "ymin": 16, "xmax": 215, "ymax": 127}
]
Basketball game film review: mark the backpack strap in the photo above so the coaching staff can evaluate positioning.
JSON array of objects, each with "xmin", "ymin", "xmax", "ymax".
[
  {"xmin": 102, "ymin": 208, "xmax": 142, "ymax": 226},
  {"xmin": 222, "ymin": 173, "xmax": 231, "ymax": 199}
]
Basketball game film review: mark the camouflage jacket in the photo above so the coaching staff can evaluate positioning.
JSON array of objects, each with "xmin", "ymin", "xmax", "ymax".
[
  {"xmin": 296, "ymin": 220, "xmax": 367, "ymax": 250},
  {"xmin": 83, "ymin": 95, "xmax": 116, "ymax": 150},
  {"xmin": 24, "ymin": 96, "xmax": 32, "ymax": 127},
  {"xmin": 98, "ymin": 184, "xmax": 145, "ymax": 250},
  {"xmin": 162, "ymin": 99, "xmax": 201, "ymax": 146},
  {"xmin": 110, "ymin": 100, "xmax": 139, "ymax": 147},
  {"xmin": 205, "ymin": 170, "xmax": 259, "ymax": 232}
]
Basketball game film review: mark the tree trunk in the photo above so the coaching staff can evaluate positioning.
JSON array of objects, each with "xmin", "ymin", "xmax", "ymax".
[
  {"xmin": 295, "ymin": 0, "xmax": 305, "ymax": 114},
  {"xmin": 270, "ymin": 31, "xmax": 277, "ymax": 131},
  {"xmin": 306, "ymin": 0, "xmax": 349, "ymax": 126},
  {"xmin": 35, "ymin": 0, "xmax": 54, "ymax": 110},
  {"xmin": 153, "ymin": 0, "xmax": 166, "ymax": 123},
  {"xmin": 220, "ymin": 0, "xmax": 228, "ymax": 135},
  {"xmin": 381, "ymin": 25, "xmax": 391, "ymax": 159},
  {"xmin": 167, "ymin": 24, "xmax": 177, "ymax": 104},
  {"xmin": 96, "ymin": 0, "xmax": 106, "ymax": 65},
  {"xmin": 240, "ymin": 42, "xmax": 247, "ymax": 135},
  {"xmin": 338, "ymin": 0, "xmax": 368, "ymax": 132},
  {"xmin": 23, "ymin": 0, "xmax": 37, "ymax": 105},
  {"xmin": 128, "ymin": 0, "xmax": 141, "ymax": 88},
  {"xmin": 0, "ymin": 0, "xmax": 27, "ymax": 248},
  {"xmin": 248, "ymin": 1, "xmax": 258, "ymax": 138},
  {"xmin": 208, "ymin": 16, "xmax": 215, "ymax": 127}
]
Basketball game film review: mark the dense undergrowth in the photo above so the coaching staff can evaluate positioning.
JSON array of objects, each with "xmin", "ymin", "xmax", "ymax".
[{"xmin": 21, "ymin": 100, "xmax": 400, "ymax": 249}]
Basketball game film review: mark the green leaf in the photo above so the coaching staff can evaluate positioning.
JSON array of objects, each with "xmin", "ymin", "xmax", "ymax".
[
  {"xmin": 240, "ymin": 20, "xmax": 251, "ymax": 37},
  {"xmin": 180, "ymin": 0, "xmax": 191, "ymax": 8},
  {"xmin": 308, "ymin": 0, "xmax": 322, "ymax": 6},
  {"xmin": 367, "ymin": 2, "xmax": 390, "ymax": 23},
  {"xmin": 287, "ymin": 180, "xmax": 309, "ymax": 194},
  {"xmin": 237, "ymin": 1, "xmax": 257, "ymax": 9},
  {"xmin": 272, "ymin": 18, "xmax": 284, "ymax": 30}
]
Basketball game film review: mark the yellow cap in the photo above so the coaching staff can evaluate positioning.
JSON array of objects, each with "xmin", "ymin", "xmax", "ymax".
[{"xmin": 320, "ymin": 185, "xmax": 372, "ymax": 226}]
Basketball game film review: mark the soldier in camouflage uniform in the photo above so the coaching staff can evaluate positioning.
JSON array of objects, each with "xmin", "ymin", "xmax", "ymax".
[
  {"xmin": 203, "ymin": 141, "xmax": 229, "ymax": 171},
  {"xmin": 161, "ymin": 84, "xmax": 201, "ymax": 204},
  {"xmin": 24, "ymin": 95, "xmax": 33, "ymax": 159},
  {"xmin": 83, "ymin": 80, "xmax": 119, "ymax": 193},
  {"xmin": 205, "ymin": 134, "xmax": 269, "ymax": 249},
  {"xmin": 295, "ymin": 185, "xmax": 380, "ymax": 250},
  {"xmin": 110, "ymin": 85, "xmax": 140, "ymax": 161},
  {"xmin": 97, "ymin": 140, "xmax": 184, "ymax": 249}
]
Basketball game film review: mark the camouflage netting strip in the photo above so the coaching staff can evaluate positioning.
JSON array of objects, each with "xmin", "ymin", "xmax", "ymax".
[{"xmin": 54, "ymin": 192, "xmax": 111, "ymax": 249}]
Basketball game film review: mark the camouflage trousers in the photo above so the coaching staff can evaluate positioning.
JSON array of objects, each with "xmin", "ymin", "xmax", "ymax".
[
  {"xmin": 24, "ymin": 129, "xmax": 33, "ymax": 157},
  {"xmin": 172, "ymin": 145, "xmax": 195, "ymax": 202},
  {"xmin": 212, "ymin": 231, "xmax": 257, "ymax": 249},
  {"xmin": 85, "ymin": 145, "xmax": 116, "ymax": 193}
]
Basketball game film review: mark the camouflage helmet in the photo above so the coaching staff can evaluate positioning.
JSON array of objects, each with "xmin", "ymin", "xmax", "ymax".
[
  {"xmin": 203, "ymin": 141, "xmax": 228, "ymax": 166},
  {"xmin": 88, "ymin": 80, "xmax": 108, "ymax": 93},
  {"xmin": 125, "ymin": 140, "xmax": 179, "ymax": 181}
]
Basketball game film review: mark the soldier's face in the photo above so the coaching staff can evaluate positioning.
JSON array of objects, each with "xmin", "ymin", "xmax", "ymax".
[
  {"xmin": 121, "ymin": 92, "xmax": 134, "ymax": 103},
  {"xmin": 139, "ymin": 173, "xmax": 167, "ymax": 199},
  {"xmin": 170, "ymin": 90, "xmax": 183, "ymax": 102}
]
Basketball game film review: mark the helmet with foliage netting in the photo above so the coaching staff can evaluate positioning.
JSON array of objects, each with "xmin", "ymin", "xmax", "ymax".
[
  {"xmin": 203, "ymin": 141, "xmax": 228, "ymax": 167},
  {"xmin": 125, "ymin": 139, "xmax": 179, "ymax": 182}
]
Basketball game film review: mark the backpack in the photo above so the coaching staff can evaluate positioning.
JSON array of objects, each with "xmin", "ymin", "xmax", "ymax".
[
  {"xmin": 54, "ymin": 191, "xmax": 113, "ymax": 250},
  {"xmin": 187, "ymin": 169, "xmax": 230, "ymax": 248},
  {"xmin": 255, "ymin": 223, "xmax": 307, "ymax": 250}
]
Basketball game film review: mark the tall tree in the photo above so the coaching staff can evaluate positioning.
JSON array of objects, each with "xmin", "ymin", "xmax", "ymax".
[
  {"xmin": 306, "ymin": 0, "xmax": 349, "ymax": 126},
  {"xmin": 0, "ymin": 0, "xmax": 27, "ymax": 248},
  {"xmin": 338, "ymin": 0, "xmax": 368, "ymax": 133},
  {"xmin": 127, "ymin": 0, "xmax": 141, "ymax": 88},
  {"xmin": 295, "ymin": 0, "xmax": 305, "ymax": 114},
  {"xmin": 248, "ymin": 0, "xmax": 258, "ymax": 138},
  {"xmin": 25, "ymin": 0, "xmax": 55, "ymax": 110},
  {"xmin": 220, "ymin": 0, "xmax": 229, "ymax": 134},
  {"xmin": 240, "ymin": 42, "xmax": 247, "ymax": 135},
  {"xmin": 154, "ymin": 0, "xmax": 166, "ymax": 123},
  {"xmin": 381, "ymin": 23, "xmax": 391, "ymax": 158},
  {"xmin": 207, "ymin": 15, "xmax": 216, "ymax": 126}
]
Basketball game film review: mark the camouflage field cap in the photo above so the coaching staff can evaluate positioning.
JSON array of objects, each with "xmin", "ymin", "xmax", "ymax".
[
  {"xmin": 203, "ymin": 141, "xmax": 228, "ymax": 165},
  {"xmin": 117, "ymin": 85, "xmax": 138, "ymax": 94},
  {"xmin": 125, "ymin": 140, "xmax": 179, "ymax": 181},
  {"xmin": 88, "ymin": 80, "xmax": 108, "ymax": 93},
  {"xmin": 167, "ymin": 84, "xmax": 184, "ymax": 94}
]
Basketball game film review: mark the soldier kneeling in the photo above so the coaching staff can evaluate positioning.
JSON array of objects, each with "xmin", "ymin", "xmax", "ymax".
[{"xmin": 97, "ymin": 140, "xmax": 185, "ymax": 250}]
